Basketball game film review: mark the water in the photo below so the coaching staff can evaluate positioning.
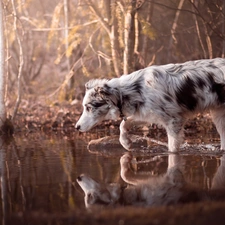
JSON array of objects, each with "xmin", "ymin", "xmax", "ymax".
[
  {"xmin": 0, "ymin": 133, "xmax": 122, "ymax": 216},
  {"xmin": 1, "ymin": 131, "xmax": 225, "ymax": 223}
]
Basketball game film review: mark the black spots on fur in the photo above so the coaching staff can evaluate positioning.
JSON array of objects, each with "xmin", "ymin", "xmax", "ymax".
[
  {"xmin": 175, "ymin": 77, "xmax": 197, "ymax": 111},
  {"xmin": 206, "ymin": 72, "xmax": 214, "ymax": 84},
  {"xmin": 176, "ymin": 72, "xmax": 225, "ymax": 109},
  {"xmin": 196, "ymin": 77, "xmax": 207, "ymax": 89},
  {"xmin": 213, "ymin": 83, "xmax": 225, "ymax": 103},
  {"xmin": 207, "ymin": 73, "xmax": 225, "ymax": 103},
  {"xmin": 164, "ymin": 94, "xmax": 173, "ymax": 103},
  {"xmin": 122, "ymin": 95, "xmax": 130, "ymax": 102},
  {"xmin": 129, "ymin": 79, "xmax": 143, "ymax": 95}
]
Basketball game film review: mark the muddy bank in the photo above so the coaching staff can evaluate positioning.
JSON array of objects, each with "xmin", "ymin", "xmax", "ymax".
[
  {"xmin": 11, "ymin": 102, "xmax": 216, "ymax": 135},
  {"xmin": 7, "ymin": 201, "xmax": 225, "ymax": 225}
]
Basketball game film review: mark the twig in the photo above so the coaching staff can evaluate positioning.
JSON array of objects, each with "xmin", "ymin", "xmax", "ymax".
[{"xmin": 148, "ymin": 138, "xmax": 168, "ymax": 147}]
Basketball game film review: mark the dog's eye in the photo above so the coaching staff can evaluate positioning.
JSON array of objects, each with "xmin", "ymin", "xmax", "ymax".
[{"xmin": 86, "ymin": 106, "xmax": 92, "ymax": 112}]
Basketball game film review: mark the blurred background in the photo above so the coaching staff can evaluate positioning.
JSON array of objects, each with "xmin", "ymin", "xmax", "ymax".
[{"xmin": 3, "ymin": 0, "xmax": 225, "ymax": 119}]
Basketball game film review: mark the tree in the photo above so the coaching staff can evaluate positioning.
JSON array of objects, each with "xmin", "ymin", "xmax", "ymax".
[
  {"xmin": 0, "ymin": 1, "xmax": 6, "ymax": 126},
  {"xmin": 123, "ymin": 0, "xmax": 136, "ymax": 74},
  {"xmin": 3, "ymin": 0, "xmax": 225, "ymax": 104}
]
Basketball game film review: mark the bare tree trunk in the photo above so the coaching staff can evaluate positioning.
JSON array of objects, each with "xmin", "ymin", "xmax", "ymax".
[
  {"xmin": 64, "ymin": 0, "xmax": 70, "ymax": 72},
  {"xmin": 223, "ymin": 0, "xmax": 225, "ymax": 57},
  {"xmin": 0, "ymin": 1, "xmax": 6, "ymax": 125},
  {"xmin": 134, "ymin": 12, "xmax": 139, "ymax": 54},
  {"xmin": 123, "ymin": 0, "xmax": 136, "ymax": 74},
  {"xmin": 203, "ymin": 22, "xmax": 213, "ymax": 59},
  {"xmin": 141, "ymin": 0, "xmax": 154, "ymax": 66},
  {"xmin": 191, "ymin": 0, "xmax": 207, "ymax": 58},
  {"xmin": 110, "ymin": 0, "xmax": 122, "ymax": 77},
  {"xmin": 167, "ymin": 0, "xmax": 185, "ymax": 61},
  {"xmin": 12, "ymin": 0, "xmax": 24, "ymax": 120},
  {"xmin": 63, "ymin": 0, "xmax": 74, "ymax": 99},
  {"xmin": 111, "ymin": 23, "xmax": 122, "ymax": 76}
]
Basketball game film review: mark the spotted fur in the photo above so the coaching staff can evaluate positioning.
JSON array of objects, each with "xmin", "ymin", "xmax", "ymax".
[{"xmin": 75, "ymin": 58, "xmax": 225, "ymax": 152}]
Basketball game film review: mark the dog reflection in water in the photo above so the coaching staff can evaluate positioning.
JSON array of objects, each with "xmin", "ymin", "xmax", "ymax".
[{"xmin": 77, "ymin": 153, "xmax": 202, "ymax": 208}]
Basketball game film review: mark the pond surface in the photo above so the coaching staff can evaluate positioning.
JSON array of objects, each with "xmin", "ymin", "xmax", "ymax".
[{"xmin": 1, "ymin": 129, "xmax": 225, "ymax": 224}]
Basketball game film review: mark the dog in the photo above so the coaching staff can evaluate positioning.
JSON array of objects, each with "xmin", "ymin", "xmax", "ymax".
[
  {"xmin": 77, "ymin": 153, "xmax": 191, "ymax": 207},
  {"xmin": 77, "ymin": 153, "xmax": 225, "ymax": 208},
  {"xmin": 75, "ymin": 58, "xmax": 225, "ymax": 152}
]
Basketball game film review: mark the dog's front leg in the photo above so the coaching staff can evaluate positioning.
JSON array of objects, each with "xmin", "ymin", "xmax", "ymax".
[
  {"xmin": 119, "ymin": 118, "xmax": 134, "ymax": 150},
  {"xmin": 166, "ymin": 118, "xmax": 184, "ymax": 152}
]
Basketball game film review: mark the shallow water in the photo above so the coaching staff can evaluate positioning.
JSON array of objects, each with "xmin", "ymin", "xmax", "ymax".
[{"xmin": 1, "ymin": 130, "xmax": 225, "ymax": 222}]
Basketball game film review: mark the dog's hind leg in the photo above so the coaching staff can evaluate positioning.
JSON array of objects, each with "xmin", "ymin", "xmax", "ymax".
[
  {"xmin": 165, "ymin": 118, "xmax": 185, "ymax": 152},
  {"xmin": 211, "ymin": 107, "xmax": 225, "ymax": 150}
]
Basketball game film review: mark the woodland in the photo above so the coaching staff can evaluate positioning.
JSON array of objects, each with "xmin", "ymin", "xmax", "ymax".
[{"xmin": 1, "ymin": 0, "xmax": 225, "ymax": 133}]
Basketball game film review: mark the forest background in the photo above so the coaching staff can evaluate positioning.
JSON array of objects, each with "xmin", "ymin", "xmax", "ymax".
[{"xmin": 2, "ymin": 0, "xmax": 225, "ymax": 132}]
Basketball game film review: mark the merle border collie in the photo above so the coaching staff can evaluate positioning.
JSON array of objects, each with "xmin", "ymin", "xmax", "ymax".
[{"xmin": 75, "ymin": 58, "xmax": 225, "ymax": 152}]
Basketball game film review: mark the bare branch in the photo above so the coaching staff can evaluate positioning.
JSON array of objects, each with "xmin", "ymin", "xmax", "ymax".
[
  {"xmin": 89, "ymin": 26, "xmax": 111, "ymax": 65},
  {"xmin": 84, "ymin": 0, "xmax": 111, "ymax": 36},
  {"xmin": 189, "ymin": 0, "xmax": 224, "ymax": 40}
]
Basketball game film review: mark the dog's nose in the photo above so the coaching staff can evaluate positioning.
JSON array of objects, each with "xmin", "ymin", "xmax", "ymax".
[
  {"xmin": 77, "ymin": 176, "xmax": 82, "ymax": 181},
  {"xmin": 75, "ymin": 124, "xmax": 81, "ymax": 130}
]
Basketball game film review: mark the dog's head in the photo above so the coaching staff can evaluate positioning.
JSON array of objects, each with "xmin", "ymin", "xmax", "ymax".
[
  {"xmin": 77, "ymin": 174, "xmax": 121, "ymax": 208},
  {"xmin": 75, "ymin": 79, "xmax": 121, "ymax": 132}
]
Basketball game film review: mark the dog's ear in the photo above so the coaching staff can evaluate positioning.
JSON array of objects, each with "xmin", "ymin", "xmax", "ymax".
[
  {"xmin": 85, "ymin": 79, "xmax": 108, "ymax": 90},
  {"xmin": 95, "ymin": 85, "xmax": 120, "ymax": 106},
  {"xmin": 94, "ymin": 86, "xmax": 108, "ymax": 96}
]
